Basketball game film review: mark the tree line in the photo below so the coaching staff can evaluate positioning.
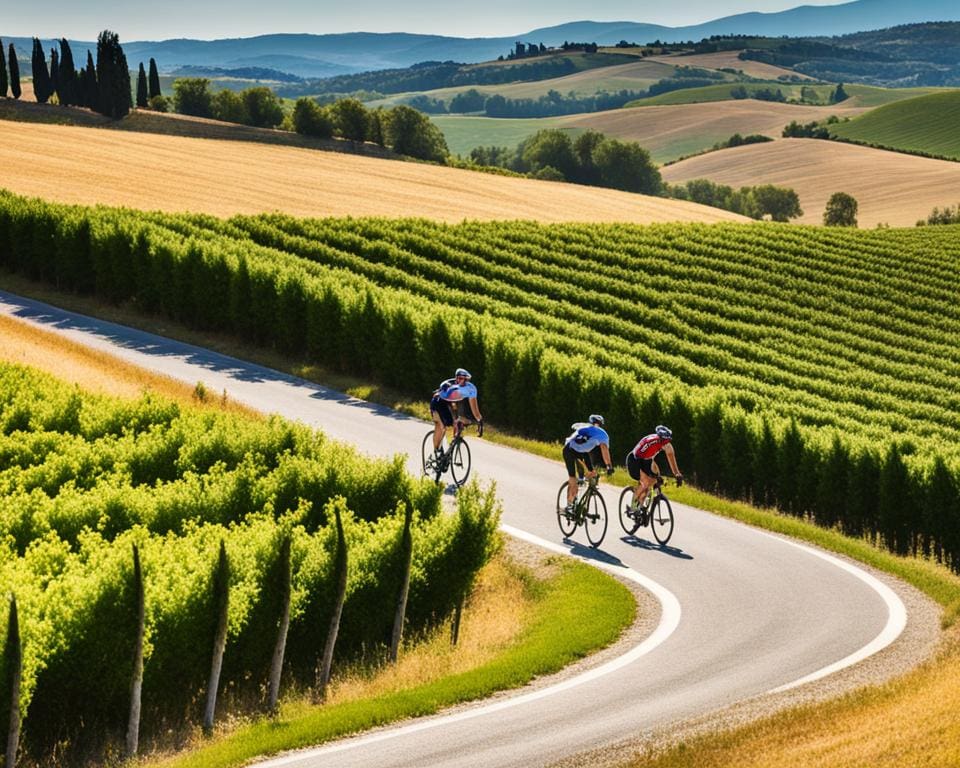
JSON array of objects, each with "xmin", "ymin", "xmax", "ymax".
[{"xmin": 1, "ymin": 31, "xmax": 161, "ymax": 119}]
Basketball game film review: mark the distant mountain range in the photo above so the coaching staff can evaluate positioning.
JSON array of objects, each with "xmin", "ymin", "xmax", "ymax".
[{"xmin": 4, "ymin": 0, "xmax": 959, "ymax": 77}]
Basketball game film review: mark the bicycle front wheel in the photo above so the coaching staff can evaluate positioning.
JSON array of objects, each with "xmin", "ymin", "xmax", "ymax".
[
  {"xmin": 650, "ymin": 495, "xmax": 674, "ymax": 545},
  {"xmin": 618, "ymin": 486, "xmax": 641, "ymax": 535},
  {"xmin": 556, "ymin": 482, "xmax": 577, "ymax": 537},
  {"xmin": 450, "ymin": 438, "xmax": 471, "ymax": 487},
  {"xmin": 584, "ymin": 491, "xmax": 608, "ymax": 548}
]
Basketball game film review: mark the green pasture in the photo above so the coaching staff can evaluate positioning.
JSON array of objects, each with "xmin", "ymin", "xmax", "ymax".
[
  {"xmin": 369, "ymin": 59, "xmax": 679, "ymax": 108},
  {"xmin": 829, "ymin": 89, "xmax": 960, "ymax": 159},
  {"xmin": 431, "ymin": 114, "xmax": 575, "ymax": 156}
]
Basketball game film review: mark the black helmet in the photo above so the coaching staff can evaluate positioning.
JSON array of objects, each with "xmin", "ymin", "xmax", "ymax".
[
  {"xmin": 455, "ymin": 368, "xmax": 472, "ymax": 379},
  {"xmin": 588, "ymin": 414, "xmax": 605, "ymax": 426},
  {"xmin": 655, "ymin": 424, "xmax": 672, "ymax": 439}
]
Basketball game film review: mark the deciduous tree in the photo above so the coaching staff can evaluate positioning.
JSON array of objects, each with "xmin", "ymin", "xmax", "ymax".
[
  {"xmin": 384, "ymin": 104, "xmax": 448, "ymax": 161},
  {"xmin": 291, "ymin": 97, "xmax": 333, "ymax": 138},
  {"xmin": 241, "ymin": 86, "xmax": 284, "ymax": 128},
  {"xmin": 823, "ymin": 191, "xmax": 858, "ymax": 227},
  {"xmin": 331, "ymin": 97, "xmax": 369, "ymax": 142},
  {"xmin": 592, "ymin": 137, "xmax": 662, "ymax": 195},
  {"xmin": 173, "ymin": 77, "xmax": 213, "ymax": 117}
]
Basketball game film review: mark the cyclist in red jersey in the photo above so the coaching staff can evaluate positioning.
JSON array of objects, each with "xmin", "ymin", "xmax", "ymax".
[{"xmin": 625, "ymin": 425, "xmax": 684, "ymax": 512}]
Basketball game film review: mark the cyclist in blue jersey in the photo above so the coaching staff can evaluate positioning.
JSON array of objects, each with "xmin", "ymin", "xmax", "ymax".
[
  {"xmin": 563, "ymin": 414, "xmax": 614, "ymax": 514},
  {"xmin": 430, "ymin": 367, "xmax": 484, "ymax": 455}
]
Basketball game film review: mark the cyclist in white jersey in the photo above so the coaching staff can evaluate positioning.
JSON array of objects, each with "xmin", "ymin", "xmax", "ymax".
[
  {"xmin": 562, "ymin": 415, "xmax": 614, "ymax": 513},
  {"xmin": 430, "ymin": 367, "xmax": 484, "ymax": 455}
]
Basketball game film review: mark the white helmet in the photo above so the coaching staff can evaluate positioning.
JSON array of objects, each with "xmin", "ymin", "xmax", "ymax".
[
  {"xmin": 455, "ymin": 368, "xmax": 472, "ymax": 379},
  {"xmin": 588, "ymin": 414, "xmax": 605, "ymax": 426},
  {"xmin": 655, "ymin": 424, "xmax": 672, "ymax": 439}
]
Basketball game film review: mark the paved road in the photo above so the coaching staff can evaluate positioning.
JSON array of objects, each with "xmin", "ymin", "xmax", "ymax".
[{"xmin": 0, "ymin": 290, "xmax": 905, "ymax": 768}]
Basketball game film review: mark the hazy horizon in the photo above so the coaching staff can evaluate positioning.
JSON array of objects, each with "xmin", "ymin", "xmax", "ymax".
[{"xmin": 2, "ymin": 0, "xmax": 851, "ymax": 42}]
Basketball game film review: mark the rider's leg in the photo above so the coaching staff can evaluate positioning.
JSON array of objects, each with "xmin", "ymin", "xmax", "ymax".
[
  {"xmin": 563, "ymin": 446, "xmax": 580, "ymax": 507},
  {"xmin": 432, "ymin": 397, "xmax": 452, "ymax": 451}
]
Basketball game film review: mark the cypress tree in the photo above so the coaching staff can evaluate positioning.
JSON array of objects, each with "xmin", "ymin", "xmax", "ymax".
[
  {"xmin": 0, "ymin": 39, "xmax": 7, "ymax": 98},
  {"xmin": 31, "ymin": 38, "xmax": 51, "ymax": 103},
  {"xmin": 8, "ymin": 44, "xmax": 21, "ymax": 99},
  {"xmin": 95, "ymin": 30, "xmax": 131, "ymax": 119},
  {"xmin": 58, "ymin": 39, "xmax": 78, "ymax": 106},
  {"xmin": 49, "ymin": 48, "xmax": 60, "ymax": 102},
  {"xmin": 136, "ymin": 62, "xmax": 147, "ymax": 107},
  {"xmin": 148, "ymin": 57, "xmax": 160, "ymax": 98},
  {"xmin": 83, "ymin": 50, "xmax": 97, "ymax": 108}
]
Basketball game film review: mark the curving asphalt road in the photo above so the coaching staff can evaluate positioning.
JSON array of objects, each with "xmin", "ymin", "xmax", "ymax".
[{"xmin": 0, "ymin": 290, "xmax": 905, "ymax": 768}]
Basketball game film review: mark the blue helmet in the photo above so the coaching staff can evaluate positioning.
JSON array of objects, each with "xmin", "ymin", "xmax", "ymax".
[
  {"xmin": 588, "ymin": 414, "xmax": 605, "ymax": 426},
  {"xmin": 655, "ymin": 424, "xmax": 672, "ymax": 440}
]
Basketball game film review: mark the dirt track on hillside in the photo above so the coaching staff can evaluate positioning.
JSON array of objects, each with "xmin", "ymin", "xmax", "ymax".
[
  {"xmin": 661, "ymin": 138, "xmax": 960, "ymax": 227},
  {"xmin": 648, "ymin": 51, "xmax": 815, "ymax": 81},
  {"xmin": 0, "ymin": 118, "xmax": 746, "ymax": 224}
]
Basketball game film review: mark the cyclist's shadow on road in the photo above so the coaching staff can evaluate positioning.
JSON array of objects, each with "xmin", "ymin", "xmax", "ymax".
[
  {"xmin": 619, "ymin": 535, "xmax": 694, "ymax": 560},
  {"xmin": 562, "ymin": 540, "xmax": 628, "ymax": 567}
]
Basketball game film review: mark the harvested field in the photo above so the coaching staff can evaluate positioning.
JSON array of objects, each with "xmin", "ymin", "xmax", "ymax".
[
  {"xmin": 648, "ymin": 50, "xmax": 815, "ymax": 81},
  {"xmin": 564, "ymin": 100, "xmax": 868, "ymax": 163},
  {"xmin": 0, "ymin": 118, "xmax": 746, "ymax": 223},
  {"xmin": 662, "ymin": 138, "xmax": 960, "ymax": 227}
]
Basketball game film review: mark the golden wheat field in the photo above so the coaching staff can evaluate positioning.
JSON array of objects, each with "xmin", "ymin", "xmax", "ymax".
[
  {"xmin": 0, "ymin": 118, "xmax": 746, "ymax": 223},
  {"xmin": 661, "ymin": 137, "xmax": 960, "ymax": 227}
]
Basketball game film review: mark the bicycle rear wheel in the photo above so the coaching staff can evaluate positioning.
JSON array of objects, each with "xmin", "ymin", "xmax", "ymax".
[
  {"xmin": 650, "ymin": 495, "xmax": 674, "ymax": 545},
  {"xmin": 584, "ymin": 491, "xmax": 608, "ymax": 548},
  {"xmin": 618, "ymin": 486, "xmax": 641, "ymax": 535},
  {"xmin": 421, "ymin": 430, "xmax": 443, "ymax": 483},
  {"xmin": 450, "ymin": 438, "xmax": 471, "ymax": 487},
  {"xmin": 556, "ymin": 483, "xmax": 577, "ymax": 537}
]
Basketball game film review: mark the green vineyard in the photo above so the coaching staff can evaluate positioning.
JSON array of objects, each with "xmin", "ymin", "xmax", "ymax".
[
  {"xmin": 0, "ymin": 189, "xmax": 958, "ymax": 568},
  {"xmin": 0, "ymin": 363, "xmax": 500, "ymax": 764}
]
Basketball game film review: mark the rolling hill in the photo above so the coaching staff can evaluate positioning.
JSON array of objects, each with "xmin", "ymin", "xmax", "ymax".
[
  {"xmin": 0, "ymin": 119, "xmax": 744, "ymax": 224},
  {"xmin": 829, "ymin": 90, "xmax": 960, "ymax": 159},
  {"xmin": 434, "ymin": 100, "xmax": 870, "ymax": 162},
  {"xmin": 661, "ymin": 138, "xmax": 960, "ymax": 227}
]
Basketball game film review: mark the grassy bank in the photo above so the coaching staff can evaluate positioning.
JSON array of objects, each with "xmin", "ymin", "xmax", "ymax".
[{"xmin": 142, "ymin": 554, "xmax": 634, "ymax": 768}]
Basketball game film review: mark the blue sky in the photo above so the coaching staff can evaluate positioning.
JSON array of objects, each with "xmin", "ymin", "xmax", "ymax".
[{"xmin": 2, "ymin": 1, "xmax": 850, "ymax": 41}]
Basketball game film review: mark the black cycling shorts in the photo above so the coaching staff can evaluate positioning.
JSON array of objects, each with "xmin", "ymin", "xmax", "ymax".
[
  {"xmin": 430, "ymin": 395, "xmax": 454, "ymax": 427},
  {"xmin": 564, "ymin": 444, "xmax": 601, "ymax": 477},
  {"xmin": 626, "ymin": 452, "xmax": 657, "ymax": 481}
]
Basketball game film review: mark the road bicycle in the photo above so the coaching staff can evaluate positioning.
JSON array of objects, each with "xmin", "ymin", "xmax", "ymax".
[
  {"xmin": 421, "ymin": 421, "xmax": 473, "ymax": 486},
  {"xmin": 618, "ymin": 475, "xmax": 675, "ymax": 545},
  {"xmin": 556, "ymin": 474, "xmax": 608, "ymax": 548}
]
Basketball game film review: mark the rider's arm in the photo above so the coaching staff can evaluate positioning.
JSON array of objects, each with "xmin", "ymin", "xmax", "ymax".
[
  {"xmin": 664, "ymin": 443, "xmax": 682, "ymax": 477},
  {"xmin": 468, "ymin": 396, "xmax": 482, "ymax": 422},
  {"xmin": 600, "ymin": 443, "xmax": 613, "ymax": 470}
]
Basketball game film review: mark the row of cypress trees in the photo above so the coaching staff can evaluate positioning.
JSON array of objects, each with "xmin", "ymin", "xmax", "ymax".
[{"xmin": 1, "ymin": 32, "xmax": 160, "ymax": 119}]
